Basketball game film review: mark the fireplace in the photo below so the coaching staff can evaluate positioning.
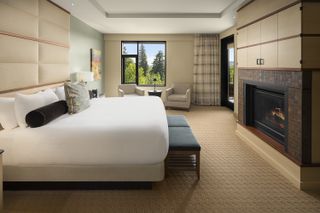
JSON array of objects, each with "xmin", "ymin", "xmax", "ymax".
[{"xmin": 244, "ymin": 82, "xmax": 287, "ymax": 148}]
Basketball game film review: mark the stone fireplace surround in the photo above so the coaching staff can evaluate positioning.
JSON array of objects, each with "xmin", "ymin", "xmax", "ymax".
[{"xmin": 238, "ymin": 69, "xmax": 312, "ymax": 165}]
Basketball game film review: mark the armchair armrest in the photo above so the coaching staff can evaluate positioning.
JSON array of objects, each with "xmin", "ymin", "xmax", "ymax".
[
  {"xmin": 165, "ymin": 88, "xmax": 174, "ymax": 101},
  {"xmin": 135, "ymin": 87, "xmax": 145, "ymax": 96},
  {"xmin": 166, "ymin": 88, "xmax": 173, "ymax": 96},
  {"xmin": 186, "ymin": 88, "xmax": 191, "ymax": 106},
  {"xmin": 186, "ymin": 88, "xmax": 191, "ymax": 96},
  {"xmin": 118, "ymin": 88, "xmax": 124, "ymax": 97}
]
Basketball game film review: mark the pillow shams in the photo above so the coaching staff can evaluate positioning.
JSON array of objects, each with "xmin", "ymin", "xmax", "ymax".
[
  {"xmin": 0, "ymin": 97, "xmax": 18, "ymax": 130},
  {"xmin": 64, "ymin": 82, "xmax": 90, "ymax": 114},
  {"xmin": 55, "ymin": 86, "xmax": 66, "ymax": 100},
  {"xmin": 15, "ymin": 90, "xmax": 59, "ymax": 127}
]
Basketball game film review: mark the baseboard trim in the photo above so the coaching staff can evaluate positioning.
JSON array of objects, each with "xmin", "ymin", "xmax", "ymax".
[
  {"xmin": 3, "ymin": 181, "xmax": 153, "ymax": 190},
  {"xmin": 236, "ymin": 124, "xmax": 301, "ymax": 189}
]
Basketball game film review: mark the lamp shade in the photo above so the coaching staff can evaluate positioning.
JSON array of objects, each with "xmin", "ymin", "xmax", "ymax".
[{"xmin": 70, "ymin": 71, "xmax": 94, "ymax": 83}]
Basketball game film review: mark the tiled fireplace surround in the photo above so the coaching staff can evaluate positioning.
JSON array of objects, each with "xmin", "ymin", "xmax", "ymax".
[{"xmin": 238, "ymin": 69, "xmax": 312, "ymax": 165}]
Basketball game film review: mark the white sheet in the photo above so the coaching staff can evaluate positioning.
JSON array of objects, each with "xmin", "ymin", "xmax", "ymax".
[{"xmin": 0, "ymin": 97, "xmax": 169, "ymax": 166}]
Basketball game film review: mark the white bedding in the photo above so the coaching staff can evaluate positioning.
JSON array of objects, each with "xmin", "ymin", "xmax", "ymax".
[{"xmin": 0, "ymin": 97, "xmax": 169, "ymax": 166}]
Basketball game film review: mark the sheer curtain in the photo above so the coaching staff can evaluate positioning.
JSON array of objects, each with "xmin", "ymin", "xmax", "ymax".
[{"xmin": 193, "ymin": 34, "xmax": 220, "ymax": 106}]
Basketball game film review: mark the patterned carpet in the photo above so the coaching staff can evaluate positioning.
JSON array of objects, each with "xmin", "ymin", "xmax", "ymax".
[{"xmin": 3, "ymin": 106, "xmax": 320, "ymax": 213}]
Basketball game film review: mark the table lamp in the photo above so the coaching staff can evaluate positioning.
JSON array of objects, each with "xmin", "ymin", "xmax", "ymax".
[{"xmin": 70, "ymin": 71, "xmax": 94, "ymax": 84}]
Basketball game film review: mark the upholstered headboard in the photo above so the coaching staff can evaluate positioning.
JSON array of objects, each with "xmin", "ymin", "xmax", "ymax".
[{"xmin": 0, "ymin": 0, "xmax": 70, "ymax": 93}]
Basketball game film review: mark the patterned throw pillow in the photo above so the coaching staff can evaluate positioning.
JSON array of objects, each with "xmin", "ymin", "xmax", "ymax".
[{"xmin": 64, "ymin": 82, "xmax": 90, "ymax": 114}]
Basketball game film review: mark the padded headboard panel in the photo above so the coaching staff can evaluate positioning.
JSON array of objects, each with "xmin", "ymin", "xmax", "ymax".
[{"xmin": 0, "ymin": 0, "xmax": 70, "ymax": 93}]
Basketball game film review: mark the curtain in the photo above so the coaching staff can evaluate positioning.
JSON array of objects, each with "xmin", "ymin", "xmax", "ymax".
[{"xmin": 193, "ymin": 34, "xmax": 220, "ymax": 106}]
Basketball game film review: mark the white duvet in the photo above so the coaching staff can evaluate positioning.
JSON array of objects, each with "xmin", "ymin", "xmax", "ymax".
[{"xmin": 0, "ymin": 97, "xmax": 169, "ymax": 166}]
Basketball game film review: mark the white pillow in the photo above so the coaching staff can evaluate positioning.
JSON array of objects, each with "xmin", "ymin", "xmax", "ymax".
[
  {"xmin": 15, "ymin": 90, "xmax": 59, "ymax": 127},
  {"xmin": 54, "ymin": 86, "xmax": 66, "ymax": 100},
  {"xmin": 0, "ymin": 97, "xmax": 18, "ymax": 130}
]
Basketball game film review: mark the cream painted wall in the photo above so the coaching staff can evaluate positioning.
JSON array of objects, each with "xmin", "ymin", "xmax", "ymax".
[
  {"xmin": 104, "ymin": 34, "xmax": 194, "ymax": 97},
  {"xmin": 220, "ymin": 26, "xmax": 238, "ymax": 116},
  {"xmin": 220, "ymin": 26, "xmax": 236, "ymax": 40},
  {"xmin": 70, "ymin": 16, "xmax": 105, "ymax": 94}
]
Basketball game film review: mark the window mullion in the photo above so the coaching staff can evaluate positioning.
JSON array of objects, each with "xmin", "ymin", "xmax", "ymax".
[{"xmin": 136, "ymin": 56, "xmax": 139, "ymax": 85}]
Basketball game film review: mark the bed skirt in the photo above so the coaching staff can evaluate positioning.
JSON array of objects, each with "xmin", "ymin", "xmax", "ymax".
[{"xmin": 3, "ymin": 162, "xmax": 164, "ymax": 182}]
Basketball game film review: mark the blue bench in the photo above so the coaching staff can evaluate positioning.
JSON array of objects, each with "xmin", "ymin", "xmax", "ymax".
[
  {"xmin": 166, "ymin": 115, "xmax": 201, "ymax": 179},
  {"xmin": 167, "ymin": 115, "xmax": 190, "ymax": 127}
]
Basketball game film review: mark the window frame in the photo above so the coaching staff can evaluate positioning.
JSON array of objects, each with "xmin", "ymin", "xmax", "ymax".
[{"xmin": 121, "ymin": 41, "xmax": 167, "ymax": 87}]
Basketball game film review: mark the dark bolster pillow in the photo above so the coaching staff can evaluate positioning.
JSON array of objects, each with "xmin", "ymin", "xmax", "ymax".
[{"xmin": 25, "ymin": 101, "xmax": 68, "ymax": 128}]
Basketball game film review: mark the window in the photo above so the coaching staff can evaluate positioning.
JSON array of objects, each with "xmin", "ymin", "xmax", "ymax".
[
  {"xmin": 121, "ymin": 41, "xmax": 166, "ymax": 86},
  {"xmin": 227, "ymin": 43, "xmax": 235, "ymax": 103}
]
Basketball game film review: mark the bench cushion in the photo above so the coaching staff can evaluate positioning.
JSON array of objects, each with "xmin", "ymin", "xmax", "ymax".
[
  {"xmin": 169, "ymin": 127, "xmax": 201, "ymax": 151},
  {"xmin": 167, "ymin": 115, "xmax": 190, "ymax": 127}
]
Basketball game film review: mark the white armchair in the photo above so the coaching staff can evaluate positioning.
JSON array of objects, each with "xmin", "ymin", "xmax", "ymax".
[
  {"xmin": 165, "ymin": 83, "xmax": 191, "ymax": 110},
  {"xmin": 118, "ymin": 84, "xmax": 145, "ymax": 97}
]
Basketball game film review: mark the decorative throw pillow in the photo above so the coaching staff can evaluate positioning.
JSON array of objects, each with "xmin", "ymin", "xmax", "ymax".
[
  {"xmin": 0, "ymin": 97, "xmax": 18, "ymax": 130},
  {"xmin": 64, "ymin": 82, "xmax": 90, "ymax": 114},
  {"xmin": 55, "ymin": 86, "xmax": 66, "ymax": 100},
  {"xmin": 26, "ymin": 100, "xmax": 68, "ymax": 128},
  {"xmin": 15, "ymin": 90, "xmax": 59, "ymax": 127}
]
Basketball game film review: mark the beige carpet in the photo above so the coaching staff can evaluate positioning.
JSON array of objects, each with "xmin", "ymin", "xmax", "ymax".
[{"xmin": 3, "ymin": 106, "xmax": 320, "ymax": 213}]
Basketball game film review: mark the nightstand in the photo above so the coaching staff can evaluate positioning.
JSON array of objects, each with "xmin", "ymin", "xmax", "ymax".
[
  {"xmin": 0, "ymin": 150, "xmax": 3, "ymax": 209},
  {"xmin": 148, "ymin": 90, "xmax": 162, "ymax": 97}
]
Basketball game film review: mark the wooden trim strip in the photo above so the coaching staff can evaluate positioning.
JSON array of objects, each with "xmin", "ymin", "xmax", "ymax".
[
  {"xmin": 237, "ymin": 35, "xmax": 301, "ymax": 50},
  {"xmin": 301, "ymin": 72, "xmax": 312, "ymax": 164},
  {"xmin": 278, "ymin": 34, "xmax": 301, "ymax": 41},
  {"xmin": 237, "ymin": 0, "xmax": 255, "ymax": 12},
  {"xmin": 237, "ymin": 0, "xmax": 301, "ymax": 30},
  {"xmin": 0, "ymin": 31, "xmax": 38, "ymax": 42},
  {"xmin": 0, "ymin": 81, "xmax": 66, "ymax": 95},
  {"xmin": 301, "ymin": 34, "xmax": 320, "ymax": 37},
  {"xmin": 301, "ymin": 1, "xmax": 304, "ymax": 71},
  {"xmin": 47, "ymin": 0, "xmax": 70, "ymax": 14},
  {"xmin": 38, "ymin": 38, "xmax": 69, "ymax": 48},
  {"xmin": 238, "ymin": 67, "xmax": 320, "ymax": 72},
  {"xmin": 238, "ymin": 67, "xmax": 302, "ymax": 72},
  {"xmin": 301, "ymin": 163, "xmax": 320, "ymax": 167},
  {"xmin": 302, "ymin": 68, "xmax": 320, "ymax": 71},
  {"xmin": 0, "ymin": 31, "xmax": 69, "ymax": 48}
]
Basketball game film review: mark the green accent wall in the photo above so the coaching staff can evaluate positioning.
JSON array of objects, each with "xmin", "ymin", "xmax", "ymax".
[{"xmin": 70, "ymin": 16, "xmax": 105, "ymax": 94}]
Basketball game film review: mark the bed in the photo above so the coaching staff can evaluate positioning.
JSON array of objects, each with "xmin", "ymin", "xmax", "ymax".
[{"xmin": 0, "ymin": 95, "xmax": 169, "ymax": 185}]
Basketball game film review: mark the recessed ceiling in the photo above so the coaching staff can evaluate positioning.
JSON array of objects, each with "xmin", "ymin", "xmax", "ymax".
[
  {"xmin": 51, "ymin": 0, "xmax": 248, "ymax": 34},
  {"xmin": 97, "ymin": 0, "xmax": 234, "ymax": 13}
]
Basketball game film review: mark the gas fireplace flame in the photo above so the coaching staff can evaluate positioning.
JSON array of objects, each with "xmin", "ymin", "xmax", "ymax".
[{"xmin": 271, "ymin": 108, "xmax": 285, "ymax": 121}]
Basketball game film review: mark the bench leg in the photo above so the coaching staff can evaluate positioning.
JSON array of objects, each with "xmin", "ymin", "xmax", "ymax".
[
  {"xmin": 196, "ymin": 151, "xmax": 200, "ymax": 179},
  {"xmin": 165, "ymin": 156, "xmax": 169, "ymax": 178}
]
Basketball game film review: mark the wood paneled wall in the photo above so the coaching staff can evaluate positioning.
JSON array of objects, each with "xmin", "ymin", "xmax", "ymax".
[{"xmin": 236, "ymin": 0, "xmax": 320, "ymax": 165}]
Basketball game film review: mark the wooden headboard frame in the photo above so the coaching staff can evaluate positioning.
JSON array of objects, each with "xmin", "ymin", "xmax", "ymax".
[{"xmin": 0, "ymin": 82, "xmax": 65, "ymax": 98}]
